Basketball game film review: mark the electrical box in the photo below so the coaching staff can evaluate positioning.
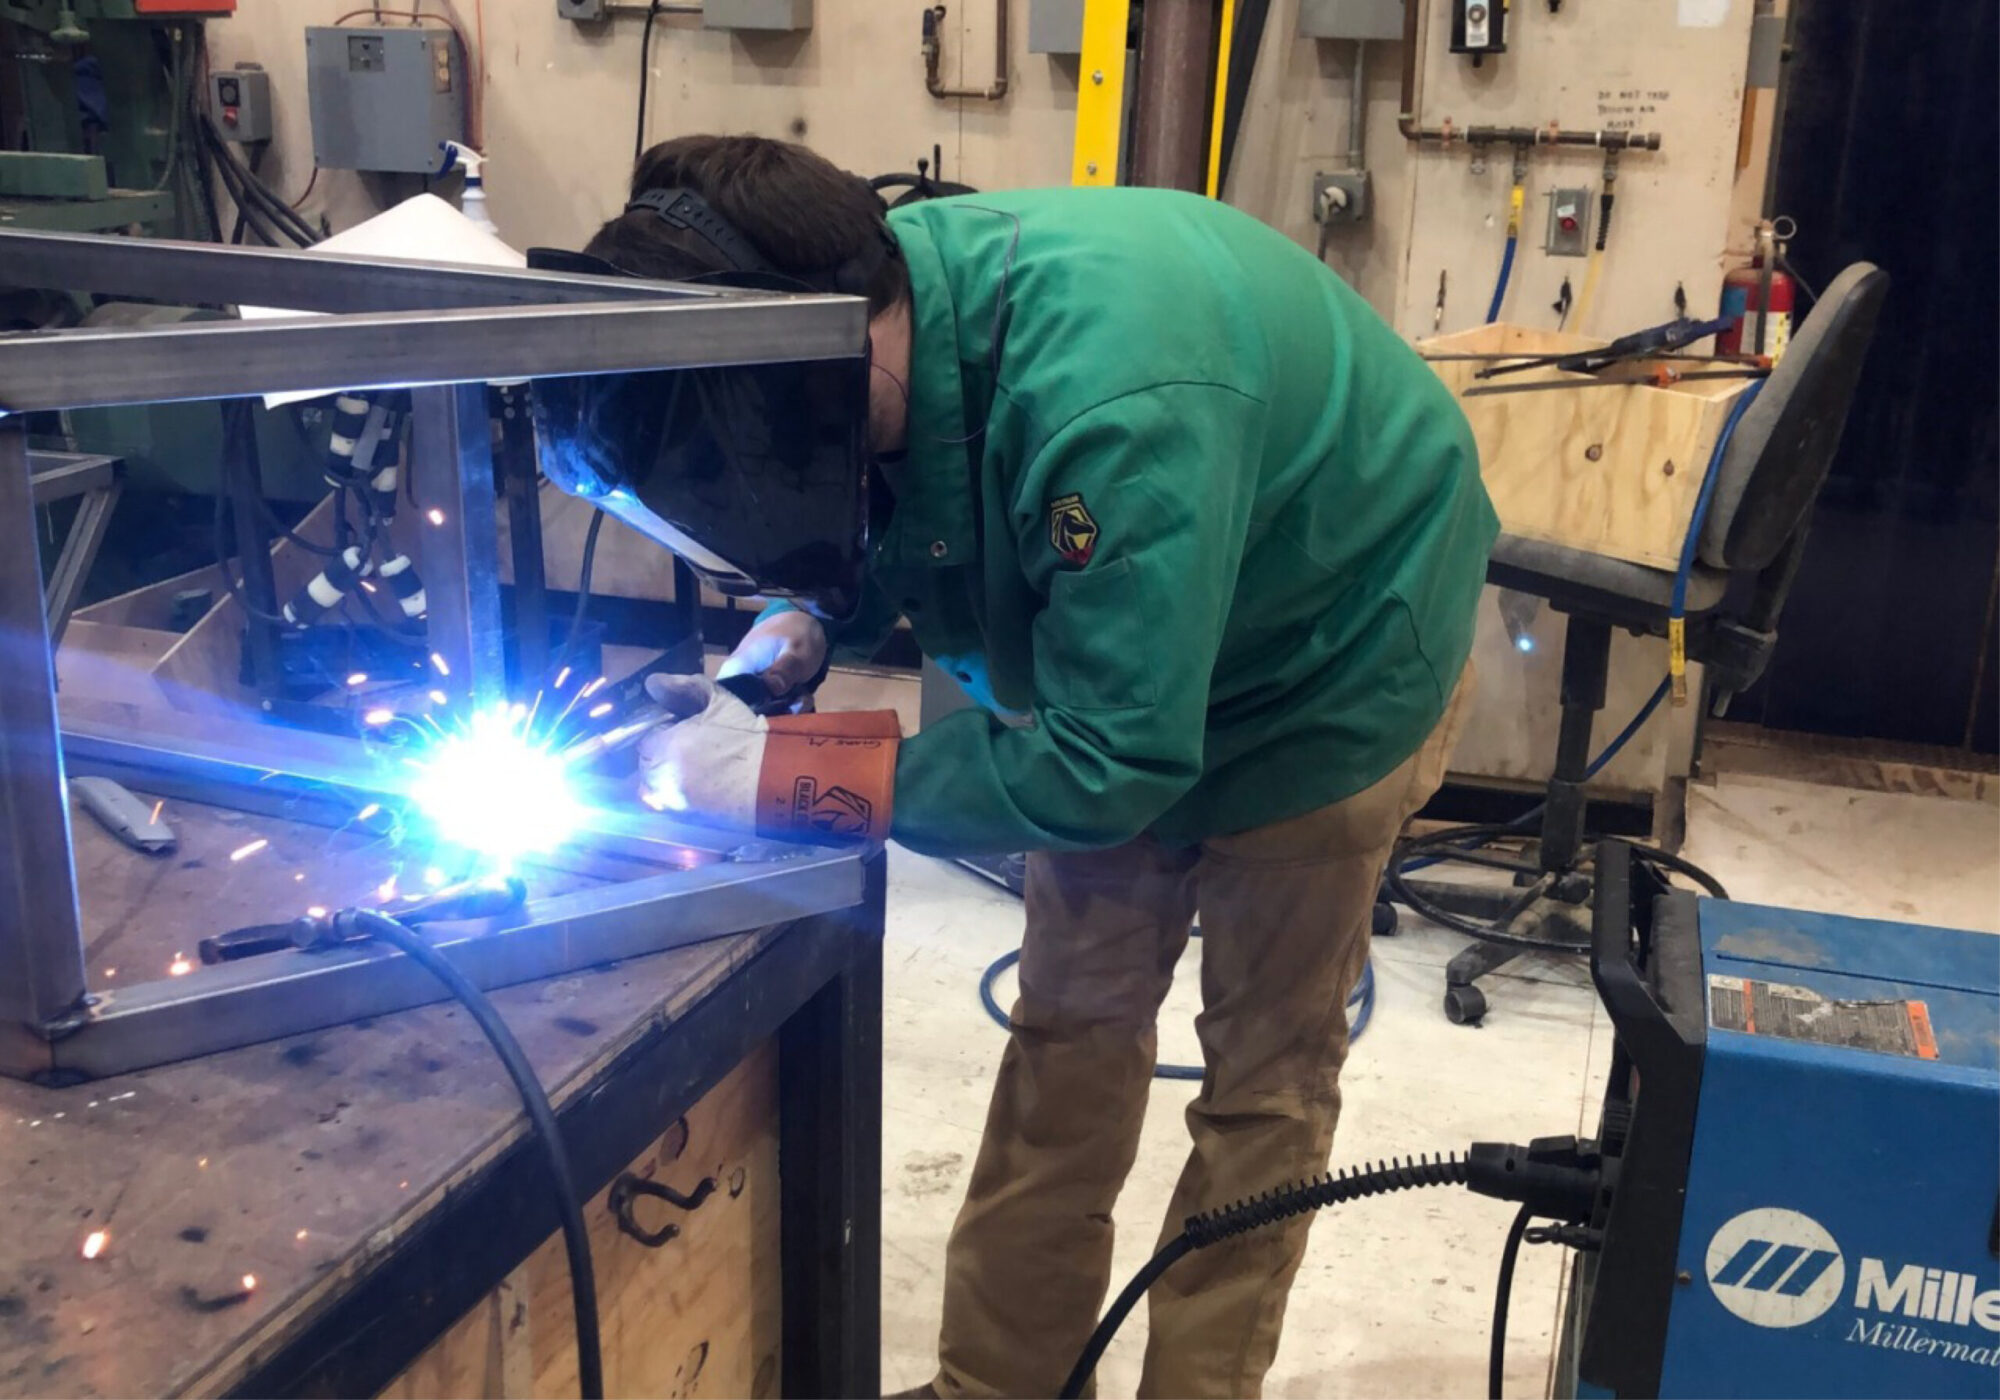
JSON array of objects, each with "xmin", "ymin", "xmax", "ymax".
[
  {"xmin": 555, "ymin": 0, "xmax": 607, "ymax": 18},
  {"xmin": 703, "ymin": 0, "xmax": 811, "ymax": 30},
  {"xmin": 208, "ymin": 65, "xmax": 272, "ymax": 143},
  {"xmin": 1449, "ymin": 0, "xmax": 1505, "ymax": 57},
  {"xmin": 1313, "ymin": 170, "xmax": 1372, "ymax": 224},
  {"xmin": 305, "ymin": 26, "xmax": 465, "ymax": 173},
  {"xmin": 1028, "ymin": 0, "xmax": 1086, "ymax": 54},
  {"xmin": 1297, "ymin": 0, "xmax": 1404, "ymax": 42},
  {"xmin": 1544, "ymin": 186, "xmax": 1591, "ymax": 257}
]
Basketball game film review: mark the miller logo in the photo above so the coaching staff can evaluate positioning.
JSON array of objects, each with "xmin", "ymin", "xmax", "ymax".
[
  {"xmin": 1048, "ymin": 493, "xmax": 1099, "ymax": 567},
  {"xmin": 1705, "ymin": 1208, "xmax": 1847, "ymax": 1328},
  {"xmin": 791, "ymin": 778, "xmax": 875, "ymax": 840}
]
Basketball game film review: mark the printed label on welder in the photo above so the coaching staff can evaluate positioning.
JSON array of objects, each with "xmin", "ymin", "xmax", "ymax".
[{"xmin": 1707, "ymin": 976, "xmax": 1938, "ymax": 1059}]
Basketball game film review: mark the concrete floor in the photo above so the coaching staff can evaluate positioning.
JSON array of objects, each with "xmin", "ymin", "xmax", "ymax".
[{"xmin": 820, "ymin": 669, "xmax": 2000, "ymax": 1398}]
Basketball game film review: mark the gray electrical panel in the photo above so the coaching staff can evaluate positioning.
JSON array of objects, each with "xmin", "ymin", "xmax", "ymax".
[
  {"xmin": 703, "ymin": 0, "xmax": 812, "ymax": 30},
  {"xmin": 1028, "ymin": 0, "xmax": 1085, "ymax": 54},
  {"xmin": 305, "ymin": 26, "xmax": 465, "ymax": 173},
  {"xmin": 1297, "ymin": 0, "xmax": 1405, "ymax": 40}
]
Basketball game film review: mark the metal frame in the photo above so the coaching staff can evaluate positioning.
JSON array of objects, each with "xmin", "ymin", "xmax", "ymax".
[
  {"xmin": 28, "ymin": 449, "xmax": 124, "ymax": 646},
  {"xmin": 0, "ymin": 229, "xmax": 872, "ymax": 1082}
]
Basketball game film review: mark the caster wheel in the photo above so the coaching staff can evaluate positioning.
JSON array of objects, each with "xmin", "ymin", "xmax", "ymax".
[
  {"xmin": 1444, "ymin": 983, "xmax": 1487, "ymax": 1026},
  {"xmin": 1372, "ymin": 901, "xmax": 1399, "ymax": 937}
]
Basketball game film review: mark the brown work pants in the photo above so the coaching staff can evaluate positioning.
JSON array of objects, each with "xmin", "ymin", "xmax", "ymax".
[{"xmin": 932, "ymin": 678, "xmax": 1471, "ymax": 1399}]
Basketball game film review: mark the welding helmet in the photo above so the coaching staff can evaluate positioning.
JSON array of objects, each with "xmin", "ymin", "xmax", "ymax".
[{"xmin": 528, "ymin": 188, "xmax": 892, "ymax": 623}]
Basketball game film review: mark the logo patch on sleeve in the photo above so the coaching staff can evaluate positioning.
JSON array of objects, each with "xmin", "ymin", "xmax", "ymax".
[{"xmin": 1049, "ymin": 493, "xmax": 1099, "ymax": 567}]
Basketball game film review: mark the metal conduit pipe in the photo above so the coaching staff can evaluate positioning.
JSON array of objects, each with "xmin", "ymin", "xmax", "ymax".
[
  {"xmin": 1394, "ymin": 0, "xmax": 1661, "ymax": 150},
  {"xmin": 924, "ymin": 0, "xmax": 1011, "ymax": 101},
  {"xmin": 1130, "ymin": 0, "xmax": 1213, "ymax": 191}
]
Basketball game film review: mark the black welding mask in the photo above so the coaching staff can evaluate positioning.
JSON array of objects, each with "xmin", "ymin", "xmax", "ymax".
[{"xmin": 528, "ymin": 189, "xmax": 888, "ymax": 623}]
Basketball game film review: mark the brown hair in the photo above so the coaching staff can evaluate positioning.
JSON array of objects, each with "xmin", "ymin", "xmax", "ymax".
[{"xmin": 584, "ymin": 135, "xmax": 909, "ymax": 314}]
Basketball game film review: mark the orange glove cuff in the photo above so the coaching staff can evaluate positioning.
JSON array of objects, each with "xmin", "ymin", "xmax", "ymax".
[{"xmin": 753, "ymin": 710, "xmax": 902, "ymax": 844}]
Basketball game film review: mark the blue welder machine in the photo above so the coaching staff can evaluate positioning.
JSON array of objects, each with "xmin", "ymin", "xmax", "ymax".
[
  {"xmin": 1062, "ymin": 840, "xmax": 1999, "ymax": 1400},
  {"xmin": 1557, "ymin": 843, "xmax": 2000, "ymax": 1397}
]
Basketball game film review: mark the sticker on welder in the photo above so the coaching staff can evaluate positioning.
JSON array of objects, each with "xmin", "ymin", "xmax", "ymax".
[
  {"xmin": 1049, "ymin": 493, "xmax": 1099, "ymax": 567},
  {"xmin": 1707, "ymin": 976, "xmax": 1939, "ymax": 1059}
]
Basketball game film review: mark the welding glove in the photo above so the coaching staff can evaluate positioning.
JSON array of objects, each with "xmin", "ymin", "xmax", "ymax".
[
  {"xmin": 719, "ymin": 608, "xmax": 830, "ymax": 701},
  {"xmin": 636, "ymin": 675, "xmax": 901, "ymax": 845}
]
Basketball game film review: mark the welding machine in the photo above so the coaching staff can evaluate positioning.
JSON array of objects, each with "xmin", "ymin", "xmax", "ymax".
[
  {"xmin": 1558, "ymin": 845, "xmax": 2000, "ymax": 1398},
  {"xmin": 1064, "ymin": 841, "xmax": 1998, "ymax": 1399}
]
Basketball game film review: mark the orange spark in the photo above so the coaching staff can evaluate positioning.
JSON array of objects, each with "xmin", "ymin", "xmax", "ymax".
[
  {"xmin": 81, "ymin": 1231, "xmax": 108, "ymax": 1260},
  {"xmin": 229, "ymin": 838, "xmax": 269, "ymax": 862}
]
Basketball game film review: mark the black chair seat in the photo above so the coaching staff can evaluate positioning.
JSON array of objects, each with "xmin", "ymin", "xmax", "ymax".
[{"xmin": 1487, "ymin": 531, "xmax": 1729, "ymax": 624}]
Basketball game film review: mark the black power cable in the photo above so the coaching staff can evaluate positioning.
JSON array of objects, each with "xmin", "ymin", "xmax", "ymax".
[
  {"xmin": 1060, "ymin": 1141, "xmax": 1602, "ymax": 1399},
  {"xmin": 635, "ymin": 1, "xmax": 664, "ymax": 163},
  {"xmin": 1489, "ymin": 1205, "xmax": 1535, "ymax": 1400},
  {"xmin": 556, "ymin": 508, "xmax": 607, "ymax": 678},
  {"xmin": 1058, "ymin": 1154, "xmax": 1470, "ymax": 1398},
  {"xmin": 351, "ymin": 911, "xmax": 604, "ymax": 1400}
]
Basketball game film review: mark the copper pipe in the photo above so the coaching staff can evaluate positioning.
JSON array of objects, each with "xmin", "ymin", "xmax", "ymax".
[
  {"xmin": 1395, "ymin": 0, "xmax": 1660, "ymax": 149},
  {"xmin": 1130, "ymin": 0, "xmax": 1210, "ymax": 191},
  {"xmin": 924, "ymin": 1, "xmax": 1010, "ymax": 102}
]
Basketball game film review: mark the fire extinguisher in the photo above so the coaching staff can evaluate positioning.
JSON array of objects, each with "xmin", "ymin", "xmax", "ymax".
[{"xmin": 1717, "ymin": 216, "xmax": 1797, "ymax": 361}]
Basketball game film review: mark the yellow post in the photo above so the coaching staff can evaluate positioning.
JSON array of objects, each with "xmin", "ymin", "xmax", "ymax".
[
  {"xmin": 1205, "ymin": 1, "xmax": 1237, "ymax": 198},
  {"xmin": 1072, "ymin": 0, "xmax": 1133, "ymax": 186}
]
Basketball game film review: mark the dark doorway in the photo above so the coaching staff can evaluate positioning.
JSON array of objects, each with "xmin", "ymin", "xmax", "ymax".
[{"xmin": 1736, "ymin": 0, "xmax": 1999, "ymax": 754}]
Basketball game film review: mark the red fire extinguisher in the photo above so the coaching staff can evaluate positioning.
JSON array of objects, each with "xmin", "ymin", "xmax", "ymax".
[{"xmin": 1717, "ymin": 218, "xmax": 1797, "ymax": 361}]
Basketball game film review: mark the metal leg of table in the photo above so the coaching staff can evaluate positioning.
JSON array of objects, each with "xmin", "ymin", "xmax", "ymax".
[
  {"xmin": 495, "ymin": 384, "xmax": 551, "ymax": 690},
  {"xmin": 781, "ymin": 852, "xmax": 885, "ymax": 1399},
  {"xmin": 43, "ymin": 478, "xmax": 122, "ymax": 648},
  {"xmin": 0, "ymin": 418, "xmax": 89, "ymax": 1036},
  {"xmin": 410, "ymin": 383, "xmax": 507, "ymax": 711}
]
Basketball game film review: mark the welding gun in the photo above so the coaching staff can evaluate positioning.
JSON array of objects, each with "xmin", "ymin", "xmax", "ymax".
[
  {"xmin": 1474, "ymin": 314, "xmax": 1736, "ymax": 380},
  {"xmin": 198, "ymin": 876, "xmax": 528, "ymax": 964}
]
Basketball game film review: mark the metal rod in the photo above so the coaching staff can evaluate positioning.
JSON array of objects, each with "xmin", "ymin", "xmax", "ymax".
[
  {"xmin": 0, "ymin": 228, "xmax": 722, "ymax": 312},
  {"xmin": 496, "ymin": 385, "xmax": 551, "ymax": 689},
  {"xmin": 0, "ymin": 295, "xmax": 869, "ymax": 413},
  {"xmin": 411, "ymin": 384, "xmax": 508, "ymax": 711},
  {"xmin": 222, "ymin": 399, "xmax": 283, "ymax": 697},
  {"xmin": 1347, "ymin": 39, "xmax": 1368, "ymax": 172},
  {"xmin": 0, "ymin": 418, "xmax": 90, "ymax": 1033}
]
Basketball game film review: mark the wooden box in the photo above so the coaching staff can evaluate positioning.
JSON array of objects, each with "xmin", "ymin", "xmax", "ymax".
[
  {"xmin": 382, "ymin": 1041, "xmax": 783, "ymax": 1400},
  {"xmin": 1420, "ymin": 324, "xmax": 1758, "ymax": 572}
]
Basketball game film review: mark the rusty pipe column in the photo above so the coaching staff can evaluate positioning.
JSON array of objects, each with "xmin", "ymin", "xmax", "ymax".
[{"xmin": 1129, "ymin": 0, "xmax": 1213, "ymax": 191}]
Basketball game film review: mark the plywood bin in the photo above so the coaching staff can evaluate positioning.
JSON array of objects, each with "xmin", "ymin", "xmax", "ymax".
[{"xmin": 1420, "ymin": 324, "xmax": 1758, "ymax": 573}]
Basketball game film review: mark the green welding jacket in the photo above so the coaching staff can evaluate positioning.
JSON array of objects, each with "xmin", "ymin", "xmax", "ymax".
[{"xmin": 814, "ymin": 187, "xmax": 1495, "ymax": 858}]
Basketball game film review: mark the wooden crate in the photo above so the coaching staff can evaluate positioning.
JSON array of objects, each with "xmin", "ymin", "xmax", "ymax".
[
  {"xmin": 1421, "ymin": 323, "xmax": 1757, "ymax": 572},
  {"xmin": 381, "ymin": 1039, "xmax": 783, "ymax": 1400}
]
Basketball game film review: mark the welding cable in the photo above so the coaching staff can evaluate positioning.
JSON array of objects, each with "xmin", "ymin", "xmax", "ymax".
[
  {"xmin": 281, "ymin": 546, "xmax": 373, "ymax": 627},
  {"xmin": 202, "ymin": 115, "xmax": 319, "ymax": 247},
  {"xmin": 1059, "ymin": 1154, "xmax": 1472, "ymax": 1399},
  {"xmin": 978, "ymin": 937, "xmax": 1376, "ymax": 1079},
  {"xmin": 1488, "ymin": 1205, "xmax": 1536, "ymax": 1400},
  {"xmin": 557, "ymin": 509, "xmax": 607, "ymax": 676},
  {"xmin": 349, "ymin": 911, "xmax": 604, "ymax": 1400}
]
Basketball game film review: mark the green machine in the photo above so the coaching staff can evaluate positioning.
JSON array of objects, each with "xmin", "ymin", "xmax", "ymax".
[
  {"xmin": 0, "ymin": 0, "xmax": 220, "ymax": 238},
  {"xmin": 4, "ymin": 0, "xmax": 327, "ymax": 630}
]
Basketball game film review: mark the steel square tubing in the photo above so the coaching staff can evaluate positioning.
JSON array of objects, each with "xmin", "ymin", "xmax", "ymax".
[
  {"xmin": 0, "ymin": 295, "xmax": 869, "ymax": 412},
  {"xmin": 33, "ymin": 847, "xmax": 867, "ymax": 1081},
  {"xmin": 0, "ymin": 423, "xmax": 89, "ymax": 1032},
  {"xmin": 0, "ymin": 228, "xmax": 717, "ymax": 312},
  {"xmin": 411, "ymin": 384, "xmax": 509, "ymax": 709},
  {"xmin": 56, "ymin": 711, "xmax": 763, "ymax": 872}
]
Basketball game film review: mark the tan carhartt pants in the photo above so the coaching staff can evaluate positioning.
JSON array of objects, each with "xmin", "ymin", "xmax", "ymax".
[{"xmin": 933, "ymin": 676, "xmax": 1472, "ymax": 1399}]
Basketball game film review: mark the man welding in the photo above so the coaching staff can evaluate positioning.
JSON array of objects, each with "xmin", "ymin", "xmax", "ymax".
[{"xmin": 553, "ymin": 135, "xmax": 1496, "ymax": 1399}]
